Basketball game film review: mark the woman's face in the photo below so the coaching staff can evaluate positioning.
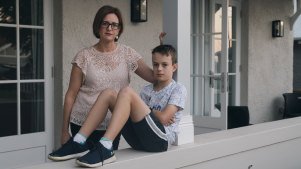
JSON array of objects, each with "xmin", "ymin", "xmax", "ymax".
[{"xmin": 99, "ymin": 13, "xmax": 120, "ymax": 42}]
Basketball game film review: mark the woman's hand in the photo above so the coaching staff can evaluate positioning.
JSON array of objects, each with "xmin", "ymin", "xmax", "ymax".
[
  {"xmin": 159, "ymin": 32, "xmax": 166, "ymax": 45},
  {"xmin": 61, "ymin": 130, "xmax": 71, "ymax": 145}
]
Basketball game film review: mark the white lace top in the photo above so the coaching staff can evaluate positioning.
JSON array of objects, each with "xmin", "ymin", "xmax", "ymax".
[{"xmin": 70, "ymin": 43, "xmax": 141, "ymax": 130}]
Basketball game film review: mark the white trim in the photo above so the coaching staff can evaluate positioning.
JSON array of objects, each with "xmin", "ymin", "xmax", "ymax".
[
  {"xmin": 163, "ymin": 0, "xmax": 194, "ymax": 145},
  {"xmin": 44, "ymin": 0, "xmax": 54, "ymax": 159}
]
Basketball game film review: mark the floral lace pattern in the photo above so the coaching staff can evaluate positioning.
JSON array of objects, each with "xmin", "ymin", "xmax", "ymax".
[{"xmin": 70, "ymin": 43, "xmax": 141, "ymax": 130}]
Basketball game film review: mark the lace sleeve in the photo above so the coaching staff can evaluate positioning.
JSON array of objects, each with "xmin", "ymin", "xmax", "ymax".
[
  {"xmin": 71, "ymin": 49, "xmax": 88, "ymax": 76},
  {"xmin": 126, "ymin": 47, "xmax": 142, "ymax": 73}
]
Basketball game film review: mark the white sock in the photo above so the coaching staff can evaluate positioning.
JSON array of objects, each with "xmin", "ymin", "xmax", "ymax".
[
  {"xmin": 100, "ymin": 137, "xmax": 113, "ymax": 150},
  {"xmin": 73, "ymin": 133, "xmax": 87, "ymax": 145}
]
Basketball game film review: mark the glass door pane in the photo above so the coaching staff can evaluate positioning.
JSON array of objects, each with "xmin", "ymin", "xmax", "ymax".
[
  {"xmin": 0, "ymin": 0, "xmax": 45, "ymax": 138},
  {"xmin": 0, "ymin": 27, "xmax": 17, "ymax": 80},
  {"xmin": 0, "ymin": 83, "xmax": 17, "ymax": 137}
]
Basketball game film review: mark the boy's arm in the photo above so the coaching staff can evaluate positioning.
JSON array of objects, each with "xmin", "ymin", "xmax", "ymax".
[{"xmin": 153, "ymin": 104, "xmax": 179, "ymax": 126}]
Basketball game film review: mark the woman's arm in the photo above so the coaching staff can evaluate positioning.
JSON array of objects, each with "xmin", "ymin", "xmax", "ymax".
[
  {"xmin": 61, "ymin": 64, "xmax": 83, "ymax": 144},
  {"xmin": 152, "ymin": 104, "xmax": 179, "ymax": 126},
  {"xmin": 135, "ymin": 59, "xmax": 154, "ymax": 83}
]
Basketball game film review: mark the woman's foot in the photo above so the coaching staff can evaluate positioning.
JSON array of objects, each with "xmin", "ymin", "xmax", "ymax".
[
  {"xmin": 48, "ymin": 138, "xmax": 89, "ymax": 161},
  {"xmin": 76, "ymin": 142, "xmax": 116, "ymax": 167}
]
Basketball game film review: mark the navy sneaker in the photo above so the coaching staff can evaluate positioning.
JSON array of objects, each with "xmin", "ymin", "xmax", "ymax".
[
  {"xmin": 76, "ymin": 142, "xmax": 116, "ymax": 168},
  {"xmin": 48, "ymin": 138, "xmax": 89, "ymax": 161}
]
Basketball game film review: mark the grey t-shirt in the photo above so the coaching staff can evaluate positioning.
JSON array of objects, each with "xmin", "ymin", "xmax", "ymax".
[{"xmin": 140, "ymin": 80, "xmax": 187, "ymax": 146}]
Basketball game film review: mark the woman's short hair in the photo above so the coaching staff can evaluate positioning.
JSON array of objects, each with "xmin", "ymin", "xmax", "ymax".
[{"xmin": 93, "ymin": 5, "xmax": 124, "ymax": 41}]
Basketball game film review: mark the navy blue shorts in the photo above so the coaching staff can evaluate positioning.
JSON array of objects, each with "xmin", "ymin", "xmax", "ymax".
[{"xmin": 121, "ymin": 112, "xmax": 168, "ymax": 152}]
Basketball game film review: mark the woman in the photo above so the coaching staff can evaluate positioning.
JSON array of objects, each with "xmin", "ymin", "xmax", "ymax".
[{"xmin": 51, "ymin": 5, "xmax": 154, "ymax": 160}]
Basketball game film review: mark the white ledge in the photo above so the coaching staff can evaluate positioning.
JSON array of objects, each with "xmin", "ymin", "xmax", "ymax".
[{"xmin": 18, "ymin": 117, "xmax": 301, "ymax": 169}]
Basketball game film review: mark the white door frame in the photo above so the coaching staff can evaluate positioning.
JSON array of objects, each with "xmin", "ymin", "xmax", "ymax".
[
  {"xmin": 0, "ymin": 0, "xmax": 53, "ymax": 167},
  {"xmin": 192, "ymin": 0, "xmax": 241, "ymax": 131}
]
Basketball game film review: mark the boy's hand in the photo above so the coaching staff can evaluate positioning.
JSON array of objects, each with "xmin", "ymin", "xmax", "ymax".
[
  {"xmin": 164, "ymin": 116, "xmax": 175, "ymax": 126},
  {"xmin": 159, "ymin": 32, "xmax": 166, "ymax": 45}
]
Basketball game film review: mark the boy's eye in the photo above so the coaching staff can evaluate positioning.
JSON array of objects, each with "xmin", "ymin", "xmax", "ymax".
[
  {"xmin": 153, "ymin": 63, "xmax": 159, "ymax": 66},
  {"xmin": 163, "ymin": 64, "xmax": 168, "ymax": 67}
]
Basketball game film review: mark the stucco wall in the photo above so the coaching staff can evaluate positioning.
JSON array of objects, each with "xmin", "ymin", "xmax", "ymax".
[
  {"xmin": 245, "ymin": 0, "xmax": 294, "ymax": 124},
  {"xmin": 54, "ymin": 0, "xmax": 162, "ymax": 148}
]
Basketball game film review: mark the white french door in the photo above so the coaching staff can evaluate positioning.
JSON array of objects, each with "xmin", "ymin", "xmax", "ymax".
[
  {"xmin": 191, "ymin": 0, "xmax": 241, "ymax": 133},
  {"xmin": 0, "ymin": 0, "xmax": 53, "ymax": 168}
]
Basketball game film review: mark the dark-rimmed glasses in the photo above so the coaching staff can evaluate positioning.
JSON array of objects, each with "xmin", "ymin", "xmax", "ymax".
[{"xmin": 101, "ymin": 21, "xmax": 120, "ymax": 30}]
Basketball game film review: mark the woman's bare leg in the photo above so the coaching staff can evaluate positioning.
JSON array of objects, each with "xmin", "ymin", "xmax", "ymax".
[
  {"xmin": 103, "ymin": 86, "xmax": 150, "ymax": 141},
  {"xmin": 78, "ymin": 88, "xmax": 117, "ymax": 138}
]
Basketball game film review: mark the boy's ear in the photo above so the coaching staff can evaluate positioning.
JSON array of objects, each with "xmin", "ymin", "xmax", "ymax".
[{"xmin": 172, "ymin": 63, "xmax": 178, "ymax": 72}]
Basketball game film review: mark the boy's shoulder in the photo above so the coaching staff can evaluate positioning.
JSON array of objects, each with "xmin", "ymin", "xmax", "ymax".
[
  {"xmin": 141, "ymin": 83, "xmax": 154, "ymax": 93},
  {"xmin": 170, "ymin": 81, "xmax": 187, "ymax": 95}
]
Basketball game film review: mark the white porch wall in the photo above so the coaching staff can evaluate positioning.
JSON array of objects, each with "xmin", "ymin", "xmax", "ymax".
[
  {"xmin": 241, "ymin": 0, "xmax": 294, "ymax": 124},
  {"xmin": 294, "ymin": 15, "xmax": 301, "ymax": 39},
  {"xmin": 56, "ymin": 0, "xmax": 163, "ymax": 149},
  {"xmin": 294, "ymin": 0, "xmax": 301, "ymax": 39}
]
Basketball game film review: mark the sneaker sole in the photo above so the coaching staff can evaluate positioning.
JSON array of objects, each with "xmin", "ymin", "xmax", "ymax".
[
  {"xmin": 76, "ymin": 155, "xmax": 117, "ymax": 168},
  {"xmin": 48, "ymin": 150, "xmax": 89, "ymax": 161}
]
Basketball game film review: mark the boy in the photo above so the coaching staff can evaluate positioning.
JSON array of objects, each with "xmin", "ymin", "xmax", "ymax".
[{"xmin": 49, "ymin": 45, "xmax": 187, "ymax": 168}]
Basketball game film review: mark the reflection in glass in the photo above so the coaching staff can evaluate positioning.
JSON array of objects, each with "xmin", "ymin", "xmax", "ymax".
[
  {"xmin": 228, "ymin": 75, "xmax": 236, "ymax": 106},
  {"xmin": 20, "ymin": 28, "xmax": 44, "ymax": 79},
  {"xmin": 0, "ymin": 83, "xmax": 17, "ymax": 137},
  {"xmin": 212, "ymin": 78, "xmax": 221, "ymax": 117},
  {"xmin": 21, "ymin": 82, "xmax": 44, "ymax": 134},
  {"xmin": 19, "ymin": 0, "xmax": 43, "ymax": 26},
  {"xmin": 214, "ymin": 38, "xmax": 222, "ymax": 73},
  {"xmin": 0, "ymin": 1, "xmax": 16, "ymax": 24},
  {"xmin": 0, "ymin": 27, "xmax": 17, "ymax": 80},
  {"xmin": 228, "ymin": 6, "xmax": 236, "ymax": 39},
  {"xmin": 215, "ymin": 4, "xmax": 222, "ymax": 38},
  {"xmin": 191, "ymin": 35, "xmax": 204, "ymax": 116},
  {"xmin": 140, "ymin": 0, "xmax": 147, "ymax": 20},
  {"xmin": 228, "ymin": 41, "xmax": 236, "ymax": 73}
]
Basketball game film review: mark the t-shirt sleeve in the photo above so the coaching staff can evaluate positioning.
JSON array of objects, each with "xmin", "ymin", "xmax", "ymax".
[
  {"xmin": 126, "ymin": 47, "xmax": 142, "ymax": 73},
  {"xmin": 71, "ymin": 49, "xmax": 88, "ymax": 76},
  {"xmin": 168, "ymin": 84, "xmax": 187, "ymax": 110}
]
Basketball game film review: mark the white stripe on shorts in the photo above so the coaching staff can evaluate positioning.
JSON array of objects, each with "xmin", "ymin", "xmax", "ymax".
[{"xmin": 145, "ymin": 114, "xmax": 168, "ymax": 141}]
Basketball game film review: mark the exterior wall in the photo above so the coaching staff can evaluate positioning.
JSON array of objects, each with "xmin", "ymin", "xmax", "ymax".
[
  {"xmin": 242, "ymin": 0, "xmax": 294, "ymax": 124},
  {"xmin": 54, "ymin": 0, "xmax": 162, "ymax": 148}
]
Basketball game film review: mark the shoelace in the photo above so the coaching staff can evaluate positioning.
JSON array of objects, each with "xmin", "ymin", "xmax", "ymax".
[{"xmin": 94, "ymin": 143, "xmax": 105, "ymax": 166}]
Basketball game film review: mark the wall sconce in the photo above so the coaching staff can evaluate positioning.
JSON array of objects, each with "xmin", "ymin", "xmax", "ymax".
[
  {"xmin": 131, "ymin": 0, "xmax": 147, "ymax": 22},
  {"xmin": 272, "ymin": 20, "xmax": 284, "ymax": 37}
]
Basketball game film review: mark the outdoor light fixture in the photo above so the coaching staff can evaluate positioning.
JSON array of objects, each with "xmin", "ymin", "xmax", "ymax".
[
  {"xmin": 131, "ymin": 0, "xmax": 147, "ymax": 22},
  {"xmin": 272, "ymin": 20, "xmax": 284, "ymax": 37}
]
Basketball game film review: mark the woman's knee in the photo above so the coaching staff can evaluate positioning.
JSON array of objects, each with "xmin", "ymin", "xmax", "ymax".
[
  {"xmin": 119, "ymin": 86, "xmax": 135, "ymax": 96},
  {"xmin": 99, "ymin": 88, "xmax": 117, "ymax": 99}
]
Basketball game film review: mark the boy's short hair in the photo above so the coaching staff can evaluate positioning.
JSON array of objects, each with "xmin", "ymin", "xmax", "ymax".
[{"xmin": 152, "ymin": 45, "xmax": 177, "ymax": 65}]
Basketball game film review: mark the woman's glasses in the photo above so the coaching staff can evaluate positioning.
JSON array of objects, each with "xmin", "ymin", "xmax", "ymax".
[{"xmin": 101, "ymin": 21, "xmax": 120, "ymax": 30}]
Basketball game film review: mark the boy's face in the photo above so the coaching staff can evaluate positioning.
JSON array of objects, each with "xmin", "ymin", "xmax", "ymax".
[{"xmin": 152, "ymin": 53, "xmax": 178, "ymax": 82}]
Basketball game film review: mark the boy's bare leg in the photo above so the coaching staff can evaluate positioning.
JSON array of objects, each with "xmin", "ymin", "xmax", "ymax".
[
  {"xmin": 78, "ymin": 88, "xmax": 117, "ymax": 138},
  {"xmin": 103, "ymin": 86, "xmax": 151, "ymax": 140}
]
